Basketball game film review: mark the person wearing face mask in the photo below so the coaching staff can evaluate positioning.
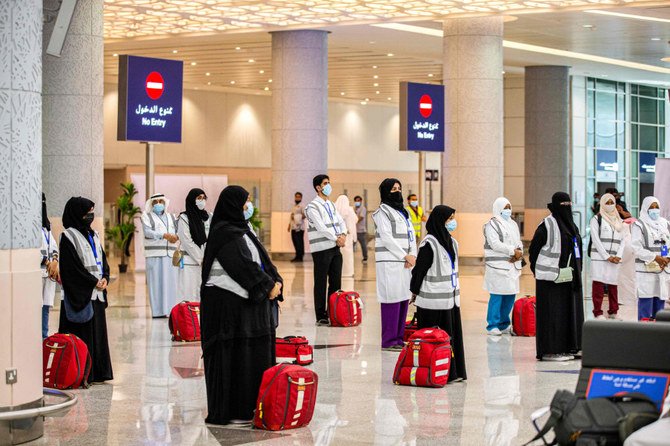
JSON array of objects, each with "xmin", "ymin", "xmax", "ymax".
[
  {"xmin": 631, "ymin": 196, "xmax": 670, "ymax": 320},
  {"xmin": 141, "ymin": 193, "xmax": 179, "ymax": 318},
  {"xmin": 177, "ymin": 188, "xmax": 212, "ymax": 302},
  {"xmin": 58, "ymin": 197, "xmax": 113, "ymax": 383},
  {"xmin": 353, "ymin": 196, "xmax": 368, "ymax": 263},
  {"xmin": 306, "ymin": 174, "xmax": 348, "ymax": 325},
  {"xmin": 41, "ymin": 193, "xmax": 59, "ymax": 339},
  {"xmin": 529, "ymin": 192, "xmax": 585, "ymax": 362},
  {"xmin": 373, "ymin": 179, "xmax": 418, "ymax": 351},
  {"xmin": 200, "ymin": 186, "xmax": 283, "ymax": 425},
  {"xmin": 287, "ymin": 192, "xmax": 306, "ymax": 262},
  {"xmin": 589, "ymin": 193, "xmax": 625, "ymax": 320},
  {"xmin": 410, "ymin": 206, "xmax": 467, "ymax": 382},
  {"xmin": 406, "ymin": 194, "xmax": 427, "ymax": 240},
  {"xmin": 483, "ymin": 197, "xmax": 523, "ymax": 336}
]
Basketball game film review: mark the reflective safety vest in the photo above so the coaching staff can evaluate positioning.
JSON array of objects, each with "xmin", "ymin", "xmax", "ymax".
[
  {"xmin": 205, "ymin": 234, "xmax": 261, "ymax": 297},
  {"xmin": 373, "ymin": 204, "xmax": 415, "ymax": 262},
  {"xmin": 407, "ymin": 206, "xmax": 424, "ymax": 239},
  {"xmin": 305, "ymin": 199, "xmax": 341, "ymax": 253},
  {"xmin": 534, "ymin": 216, "xmax": 562, "ymax": 281},
  {"xmin": 61, "ymin": 228, "xmax": 104, "ymax": 302},
  {"xmin": 142, "ymin": 211, "xmax": 178, "ymax": 258},
  {"xmin": 589, "ymin": 216, "xmax": 623, "ymax": 262},
  {"xmin": 416, "ymin": 235, "xmax": 460, "ymax": 311},
  {"xmin": 633, "ymin": 219, "xmax": 670, "ymax": 274},
  {"xmin": 178, "ymin": 213, "xmax": 212, "ymax": 266},
  {"xmin": 483, "ymin": 218, "xmax": 521, "ymax": 271}
]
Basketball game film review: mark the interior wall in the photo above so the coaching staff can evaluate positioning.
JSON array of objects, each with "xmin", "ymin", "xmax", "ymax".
[{"xmin": 504, "ymin": 75, "xmax": 525, "ymax": 210}]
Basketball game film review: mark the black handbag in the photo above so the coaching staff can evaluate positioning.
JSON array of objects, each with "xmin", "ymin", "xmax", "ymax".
[{"xmin": 526, "ymin": 390, "xmax": 659, "ymax": 446}]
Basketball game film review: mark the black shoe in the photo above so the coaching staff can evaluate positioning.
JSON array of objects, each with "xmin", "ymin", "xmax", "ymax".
[{"xmin": 315, "ymin": 319, "xmax": 330, "ymax": 326}]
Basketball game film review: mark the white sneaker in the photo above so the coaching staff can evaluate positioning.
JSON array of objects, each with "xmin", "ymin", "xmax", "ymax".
[
  {"xmin": 487, "ymin": 328, "xmax": 502, "ymax": 336},
  {"xmin": 500, "ymin": 327, "xmax": 512, "ymax": 335},
  {"xmin": 595, "ymin": 315, "xmax": 606, "ymax": 320},
  {"xmin": 542, "ymin": 354, "xmax": 570, "ymax": 362},
  {"xmin": 561, "ymin": 354, "xmax": 576, "ymax": 361},
  {"xmin": 608, "ymin": 314, "xmax": 623, "ymax": 321}
]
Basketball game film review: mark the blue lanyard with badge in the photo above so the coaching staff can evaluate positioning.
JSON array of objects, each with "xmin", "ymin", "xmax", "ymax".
[
  {"xmin": 87, "ymin": 233, "xmax": 103, "ymax": 275},
  {"xmin": 42, "ymin": 228, "xmax": 51, "ymax": 260},
  {"xmin": 573, "ymin": 237, "xmax": 581, "ymax": 259},
  {"xmin": 397, "ymin": 210, "xmax": 414, "ymax": 249},
  {"xmin": 446, "ymin": 251, "xmax": 457, "ymax": 288},
  {"xmin": 662, "ymin": 241, "xmax": 669, "ymax": 257},
  {"xmin": 323, "ymin": 201, "xmax": 340, "ymax": 234}
]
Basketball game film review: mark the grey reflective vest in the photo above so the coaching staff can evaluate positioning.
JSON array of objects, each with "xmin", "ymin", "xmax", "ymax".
[
  {"xmin": 534, "ymin": 216, "xmax": 562, "ymax": 281},
  {"xmin": 142, "ymin": 211, "xmax": 178, "ymax": 258},
  {"xmin": 205, "ymin": 234, "xmax": 261, "ymax": 298},
  {"xmin": 373, "ymin": 204, "xmax": 415, "ymax": 262},
  {"xmin": 306, "ymin": 199, "xmax": 341, "ymax": 253},
  {"xmin": 178, "ymin": 213, "xmax": 211, "ymax": 266},
  {"xmin": 416, "ymin": 235, "xmax": 460, "ymax": 310},
  {"xmin": 61, "ymin": 228, "xmax": 104, "ymax": 302},
  {"xmin": 589, "ymin": 216, "xmax": 623, "ymax": 262},
  {"xmin": 633, "ymin": 220, "xmax": 670, "ymax": 274},
  {"xmin": 483, "ymin": 218, "xmax": 521, "ymax": 271}
]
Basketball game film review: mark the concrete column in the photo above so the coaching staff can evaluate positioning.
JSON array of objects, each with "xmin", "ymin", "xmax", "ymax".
[
  {"xmin": 269, "ymin": 30, "xmax": 328, "ymax": 255},
  {"xmin": 0, "ymin": 0, "xmax": 45, "ymax": 442},
  {"xmin": 42, "ymin": 0, "xmax": 104, "ymax": 235},
  {"xmin": 442, "ymin": 17, "xmax": 504, "ymax": 257},
  {"xmin": 524, "ymin": 66, "xmax": 570, "ymax": 239}
]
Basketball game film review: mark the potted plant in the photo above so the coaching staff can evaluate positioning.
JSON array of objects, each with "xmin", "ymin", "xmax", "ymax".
[
  {"xmin": 106, "ymin": 182, "xmax": 141, "ymax": 273},
  {"xmin": 249, "ymin": 205, "xmax": 262, "ymax": 232}
]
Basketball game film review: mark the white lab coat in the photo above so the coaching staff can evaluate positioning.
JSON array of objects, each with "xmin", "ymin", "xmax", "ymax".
[
  {"xmin": 335, "ymin": 196, "xmax": 358, "ymax": 278},
  {"xmin": 617, "ymin": 223, "xmax": 638, "ymax": 305},
  {"xmin": 373, "ymin": 207, "xmax": 417, "ymax": 303},
  {"xmin": 631, "ymin": 198, "xmax": 670, "ymax": 299},
  {"xmin": 483, "ymin": 199, "xmax": 522, "ymax": 295},
  {"xmin": 41, "ymin": 227, "xmax": 58, "ymax": 307},
  {"xmin": 176, "ymin": 213, "xmax": 211, "ymax": 302},
  {"xmin": 589, "ymin": 216, "xmax": 625, "ymax": 285}
]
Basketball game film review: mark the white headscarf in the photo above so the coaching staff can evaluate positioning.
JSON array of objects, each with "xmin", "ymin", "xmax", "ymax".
[
  {"xmin": 598, "ymin": 193, "xmax": 623, "ymax": 232},
  {"xmin": 639, "ymin": 196, "xmax": 667, "ymax": 232},
  {"xmin": 491, "ymin": 197, "xmax": 521, "ymax": 242},
  {"xmin": 144, "ymin": 193, "xmax": 170, "ymax": 214},
  {"xmin": 335, "ymin": 194, "xmax": 355, "ymax": 219}
]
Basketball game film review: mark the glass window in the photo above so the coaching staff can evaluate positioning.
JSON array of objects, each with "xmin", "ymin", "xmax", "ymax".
[
  {"xmin": 638, "ymin": 85, "xmax": 657, "ymax": 98},
  {"xmin": 587, "ymin": 119, "xmax": 595, "ymax": 147},
  {"xmin": 587, "ymin": 90, "xmax": 594, "ymax": 118},
  {"xmin": 597, "ymin": 79, "xmax": 617, "ymax": 92},
  {"xmin": 595, "ymin": 120, "xmax": 616, "ymax": 148},
  {"xmin": 616, "ymin": 123, "xmax": 625, "ymax": 149},
  {"xmin": 632, "ymin": 124, "xmax": 638, "ymax": 150},
  {"xmin": 596, "ymin": 92, "xmax": 617, "ymax": 121},
  {"xmin": 617, "ymin": 94, "xmax": 625, "ymax": 121},
  {"xmin": 638, "ymin": 97, "xmax": 658, "ymax": 124},
  {"xmin": 632, "ymin": 98, "xmax": 638, "ymax": 123},
  {"xmin": 659, "ymin": 127, "xmax": 665, "ymax": 152},
  {"xmin": 639, "ymin": 125, "xmax": 658, "ymax": 150}
]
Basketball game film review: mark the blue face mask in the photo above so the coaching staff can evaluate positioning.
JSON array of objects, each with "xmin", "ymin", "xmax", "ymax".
[
  {"xmin": 354, "ymin": 202, "xmax": 361, "ymax": 207},
  {"xmin": 321, "ymin": 183, "xmax": 332, "ymax": 197},
  {"xmin": 153, "ymin": 203, "xmax": 165, "ymax": 214},
  {"xmin": 446, "ymin": 220, "xmax": 457, "ymax": 232},
  {"xmin": 244, "ymin": 202, "xmax": 254, "ymax": 221},
  {"xmin": 410, "ymin": 200, "xmax": 419, "ymax": 208},
  {"xmin": 648, "ymin": 209, "xmax": 661, "ymax": 221},
  {"xmin": 501, "ymin": 209, "xmax": 512, "ymax": 221}
]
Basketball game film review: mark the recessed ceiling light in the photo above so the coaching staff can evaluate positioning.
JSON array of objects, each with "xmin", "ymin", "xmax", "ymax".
[
  {"xmin": 427, "ymin": 73, "xmax": 433, "ymax": 77},
  {"xmin": 172, "ymin": 50, "xmax": 178, "ymax": 54},
  {"xmin": 651, "ymin": 37, "xmax": 661, "ymax": 41},
  {"xmin": 582, "ymin": 24, "xmax": 595, "ymax": 29},
  {"xmin": 207, "ymin": 82, "xmax": 211, "ymax": 85},
  {"xmin": 502, "ymin": 70, "xmax": 506, "ymax": 74},
  {"xmin": 248, "ymin": 59, "xmax": 255, "ymax": 63},
  {"xmin": 387, "ymin": 53, "xmax": 394, "ymax": 57},
  {"xmin": 230, "ymin": 80, "xmax": 236, "ymax": 84},
  {"xmin": 112, "ymin": 53, "xmax": 118, "ymax": 57},
  {"xmin": 372, "ymin": 65, "xmax": 378, "ymax": 69},
  {"xmin": 373, "ymin": 75, "xmax": 378, "ymax": 79},
  {"xmin": 268, "ymin": 79, "xmax": 272, "ymax": 83},
  {"xmin": 601, "ymin": 74, "xmax": 608, "ymax": 77},
  {"xmin": 360, "ymin": 101, "xmax": 367, "ymax": 105},
  {"xmin": 340, "ymin": 92, "xmax": 345, "ymax": 96},
  {"xmin": 365, "ymin": 98, "xmax": 369, "ymax": 101},
  {"xmin": 373, "ymin": 83, "xmax": 379, "ymax": 87},
  {"xmin": 205, "ymin": 72, "xmax": 210, "ymax": 76},
  {"xmin": 235, "ymin": 46, "xmax": 241, "ymax": 50},
  {"xmin": 191, "ymin": 62, "xmax": 197, "ymax": 66},
  {"xmin": 387, "ymin": 97, "xmax": 392, "ymax": 100},
  {"xmin": 369, "ymin": 41, "xmax": 376, "ymax": 44},
  {"xmin": 375, "ymin": 91, "xmax": 380, "ymax": 94},
  {"xmin": 662, "ymin": 57, "xmax": 670, "ymax": 62},
  {"xmin": 259, "ymin": 70, "xmax": 265, "ymax": 74},
  {"xmin": 264, "ymin": 86, "xmax": 269, "ymax": 91}
]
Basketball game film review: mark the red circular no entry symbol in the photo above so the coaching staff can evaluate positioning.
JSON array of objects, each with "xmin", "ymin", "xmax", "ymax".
[
  {"xmin": 419, "ymin": 94, "xmax": 432, "ymax": 118},
  {"xmin": 145, "ymin": 71, "xmax": 164, "ymax": 100}
]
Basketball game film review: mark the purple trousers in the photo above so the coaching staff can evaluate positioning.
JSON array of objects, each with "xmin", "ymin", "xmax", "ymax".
[{"xmin": 381, "ymin": 300, "xmax": 409, "ymax": 348}]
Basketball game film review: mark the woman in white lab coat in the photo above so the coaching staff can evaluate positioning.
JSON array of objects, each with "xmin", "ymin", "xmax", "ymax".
[
  {"xmin": 589, "ymin": 193, "xmax": 625, "ymax": 320},
  {"xmin": 41, "ymin": 194, "xmax": 59, "ymax": 338},
  {"xmin": 483, "ymin": 197, "xmax": 523, "ymax": 335},
  {"xmin": 177, "ymin": 188, "xmax": 212, "ymax": 301},
  {"xmin": 372, "ymin": 179, "xmax": 417, "ymax": 351},
  {"xmin": 335, "ymin": 195, "xmax": 358, "ymax": 278},
  {"xmin": 631, "ymin": 196, "xmax": 670, "ymax": 320}
]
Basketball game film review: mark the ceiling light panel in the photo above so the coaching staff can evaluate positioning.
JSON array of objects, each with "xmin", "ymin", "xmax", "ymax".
[{"xmin": 102, "ymin": 1, "xmax": 659, "ymax": 38}]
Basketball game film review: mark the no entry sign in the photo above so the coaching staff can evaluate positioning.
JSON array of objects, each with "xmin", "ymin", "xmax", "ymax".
[
  {"xmin": 399, "ymin": 82, "xmax": 445, "ymax": 152},
  {"xmin": 145, "ymin": 71, "xmax": 165, "ymax": 100},
  {"xmin": 419, "ymin": 94, "xmax": 432, "ymax": 118}
]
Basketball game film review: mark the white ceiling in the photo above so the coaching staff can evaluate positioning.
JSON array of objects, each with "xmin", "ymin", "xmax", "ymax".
[{"xmin": 103, "ymin": 2, "xmax": 670, "ymax": 103}]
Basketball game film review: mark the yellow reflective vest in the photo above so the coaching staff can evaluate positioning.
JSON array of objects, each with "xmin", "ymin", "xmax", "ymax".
[{"xmin": 407, "ymin": 206, "xmax": 424, "ymax": 239}]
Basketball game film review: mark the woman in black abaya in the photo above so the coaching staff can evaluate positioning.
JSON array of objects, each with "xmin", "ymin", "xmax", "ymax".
[
  {"xmin": 529, "ymin": 192, "xmax": 585, "ymax": 361},
  {"xmin": 200, "ymin": 186, "xmax": 283, "ymax": 425},
  {"xmin": 58, "ymin": 197, "xmax": 113, "ymax": 383}
]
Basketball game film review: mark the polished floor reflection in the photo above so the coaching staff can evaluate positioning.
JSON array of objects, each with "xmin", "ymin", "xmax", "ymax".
[{"xmin": 33, "ymin": 255, "xmax": 638, "ymax": 445}]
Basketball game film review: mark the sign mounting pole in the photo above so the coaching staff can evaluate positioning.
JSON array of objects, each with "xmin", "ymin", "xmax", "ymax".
[
  {"xmin": 145, "ymin": 142, "xmax": 155, "ymax": 200},
  {"xmin": 418, "ymin": 152, "xmax": 426, "ymax": 212}
]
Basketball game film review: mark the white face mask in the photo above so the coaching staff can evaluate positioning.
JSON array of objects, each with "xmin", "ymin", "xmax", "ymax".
[
  {"xmin": 602, "ymin": 203, "xmax": 616, "ymax": 213},
  {"xmin": 500, "ymin": 209, "xmax": 512, "ymax": 220},
  {"xmin": 648, "ymin": 209, "xmax": 661, "ymax": 221},
  {"xmin": 196, "ymin": 199, "xmax": 206, "ymax": 210}
]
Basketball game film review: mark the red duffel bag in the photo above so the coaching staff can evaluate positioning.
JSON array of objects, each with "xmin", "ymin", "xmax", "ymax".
[
  {"xmin": 328, "ymin": 291, "xmax": 363, "ymax": 327},
  {"xmin": 393, "ymin": 327, "xmax": 452, "ymax": 388},
  {"xmin": 403, "ymin": 314, "xmax": 418, "ymax": 342},
  {"xmin": 512, "ymin": 295, "xmax": 536, "ymax": 337},
  {"xmin": 276, "ymin": 336, "xmax": 314, "ymax": 365},
  {"xmin": 169, "ymin": 301, "xmax": 201, "ymax": 342},
  {"xmin": 254, "ymin": 364, "xmax": 318, "ymax": 431},
  {"xmin": 43, "ymin": 333, "xmax": 92, "ymax": 389}
]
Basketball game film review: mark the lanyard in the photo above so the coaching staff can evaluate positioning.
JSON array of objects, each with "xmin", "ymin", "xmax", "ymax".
[
  {"xmin": 87, "ymin": 233, "xmax": 103, "ymax": 271},
  {"xmin": 42, "ymin": 228, "xmax": 51, "ymax": 256},
  {"xmin": 662, "ymin": 244, "xmax": 669, "ymax": 257},
  {"xmin": 573, "ymin": 237, "xmax": 581, "ymax": 260},
  {"xmin": 322, "ymin": 201, "xmax": 340, "ymax": 233},
  {"xmin": 397, "ymin": 210, "xmax": 414, "ymax": 243},
  {"xmin": 446, "ymin": 251, "xmax": 457, "ymax": 287}
]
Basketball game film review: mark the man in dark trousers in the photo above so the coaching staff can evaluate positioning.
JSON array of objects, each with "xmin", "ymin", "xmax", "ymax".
[
  {"xmin": 287, "ymin": 192, "xmax": 305, "ymax": 262},
  {"xmin": 305, "ymin": 175, "xmax": 347, "ymax": 325}
]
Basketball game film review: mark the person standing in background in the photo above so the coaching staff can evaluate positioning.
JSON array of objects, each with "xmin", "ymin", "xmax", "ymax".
[
  {"xmin": 41, "ymin": 193, "xmax": 59, "ymax": 339},
  {"xmin": 354, "ymin": 196, "xmax": 368, "ymax": 263},
  {"xmin": 335, "ymin": 195, "xmax": 358, "ymax": 278},
  {"xmin": 288, "ymin": 192, "xmax": 305, "ymax": 263},
  {"xmin": 177, "ymin": 188, "xmax": 211, "ymax": 302},
  {"xmin": 142, "ymin": 193, "xmax": 179, "ymax": 318},
  {"xmin": 407, "ymin": 194, "xmax": 427, "ymax": 241},
  {"xmin": 306, "ymin": 175, "xmax": 347, "ymax": 326}
]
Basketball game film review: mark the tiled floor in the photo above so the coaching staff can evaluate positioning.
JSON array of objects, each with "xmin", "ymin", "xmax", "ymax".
[{"xmin": 34, "ymin": 255, "xmax": 639, "ymax": 446}]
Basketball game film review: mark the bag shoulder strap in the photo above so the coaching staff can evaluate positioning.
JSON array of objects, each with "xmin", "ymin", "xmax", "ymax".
[{"xmin": 524, "ymin": 390, "xmax": 576, "ymax": 446}]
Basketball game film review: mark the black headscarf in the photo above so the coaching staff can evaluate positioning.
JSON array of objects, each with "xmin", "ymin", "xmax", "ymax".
[
  {"xmin": 379, "ymin": 178, "xmax": 408, "ymax": 218},
  {"xmin": 62, "ymin": 197, "xmax": 95, "ymax": 236},
  {"xmin": 182, "ymin": 188, "xmax": 208, "ymax": 248},
  {"xmin": 425, "ymin": 205, "xmax": 456, "ymax": 261},
  {"xmin": 42, "ymin": 193, "xmax": 51, "ymax": 231},
  {"xmin": 547, "ymin": 192, "xmax": 579, "ymax": 238}
]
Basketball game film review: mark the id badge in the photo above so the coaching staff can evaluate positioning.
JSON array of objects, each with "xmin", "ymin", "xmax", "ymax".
[
  {"xmin": 573, "ymin": 237, "xmax": 581, "ymax": 259},
  {"xmin": 451, "ymin": 272, "xmax": 457, "ymax": 288},
  {"xmin": 662, "ymin": 245, "xmax": 669, "ymax": 257}
]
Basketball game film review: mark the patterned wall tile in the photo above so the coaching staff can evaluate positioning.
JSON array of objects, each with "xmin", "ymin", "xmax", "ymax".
[
  {"xmin": 0, "ymin": 91, "xmax": 10, "ymax": 249},
  {"xmin": 11, "ymin": 0, "xmax": 41, "ymax": 93},
  {"xmin": 0, "ymin": 1, "xmax": 10, "ymax": 90}
]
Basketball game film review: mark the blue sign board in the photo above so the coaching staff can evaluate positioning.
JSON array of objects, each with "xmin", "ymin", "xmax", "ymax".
[
  {"xmin": 596, "ymin": 150, "xmax": 618, "ymax": 172},
  {"xmin": 399, "ymin": 82, "xmax": 445, "ymax": 152},
  {"xmin": 586, "ymin": 369, "xmax": 670, "ymax": 410},
  {"xmin": 117, "ymin": 55, "xmax": 183, "ymax": 143},
  {"xmin": 639, "ymin": 152, "xmax": 657, "ymax": 174}
]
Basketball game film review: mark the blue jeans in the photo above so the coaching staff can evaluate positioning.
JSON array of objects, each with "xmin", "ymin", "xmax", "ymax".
[
  {"xmin": 42, "ymin": 305, "xmax": 51, "ymax": 339},
  {"xmin": 486, "ymin": 294, "xmax": 515, "ymax": 331},
  {"xmin": 638, "ymin": 297, "xmax": 665, "ymax": 320}
]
